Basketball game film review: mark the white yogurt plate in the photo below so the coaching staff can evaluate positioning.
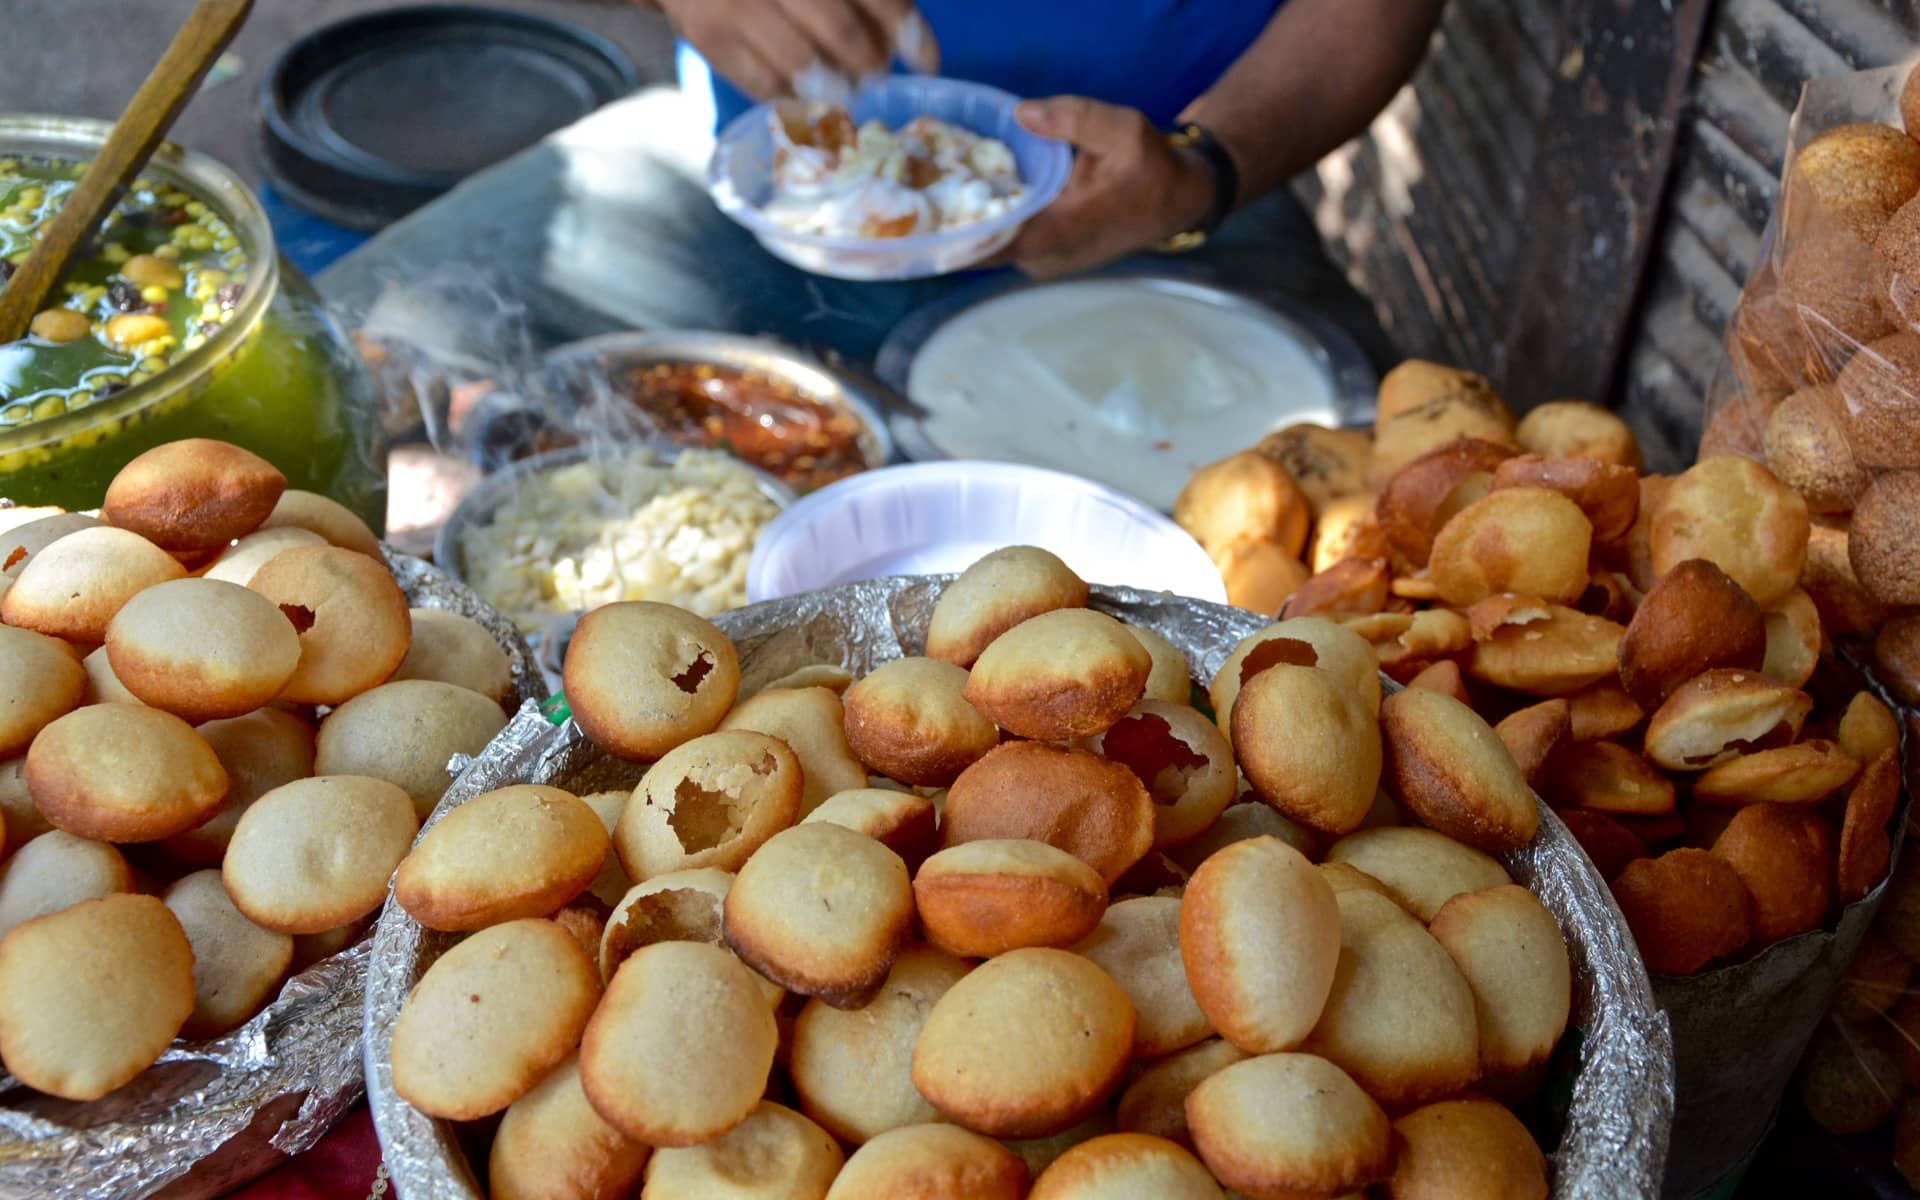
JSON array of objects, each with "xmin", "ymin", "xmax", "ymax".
[{"xmin": 876, "ymin": 270, "xmax": 1377, "ymax": 511}]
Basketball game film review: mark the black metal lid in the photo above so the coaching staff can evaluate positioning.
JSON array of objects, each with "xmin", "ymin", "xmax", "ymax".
[{"xmin": 257, "ymin": 4, "xmax": 638, "ymax": 231}]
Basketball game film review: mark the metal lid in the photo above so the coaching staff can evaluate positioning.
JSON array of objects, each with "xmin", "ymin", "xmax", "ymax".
[{"xmin": 257, "ymin": 4, "xmax": 638, "ymax": 230}]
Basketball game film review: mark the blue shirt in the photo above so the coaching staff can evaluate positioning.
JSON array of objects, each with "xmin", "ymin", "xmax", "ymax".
[{"xmin": 682, "ymin": 1, "xmax": 1283, "ymax": 132}]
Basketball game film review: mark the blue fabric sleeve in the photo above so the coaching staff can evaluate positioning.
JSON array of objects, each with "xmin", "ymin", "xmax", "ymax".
[{"xmin": 681, "ymin": 1, "xmax": 1283, "ymax": 131}]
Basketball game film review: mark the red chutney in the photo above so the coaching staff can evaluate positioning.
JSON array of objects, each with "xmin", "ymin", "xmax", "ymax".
[{"xmin": 617, "ymin": 362, "xmax": 870, "ymax": 490}]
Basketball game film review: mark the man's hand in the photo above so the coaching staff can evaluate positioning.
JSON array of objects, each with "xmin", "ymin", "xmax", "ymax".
[
  {"xmin": 1002, "ymin": 97, "xmax": 1217, "ymax": 280},
  {"xmin": 658, "ymin": 0, "xmax": 936, "ymax": 101}
]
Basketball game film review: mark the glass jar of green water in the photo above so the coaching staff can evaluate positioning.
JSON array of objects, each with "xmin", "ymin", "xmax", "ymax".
[{"xmin": 0, "ymin": 116, "xmax": 383, "ymax": 526}]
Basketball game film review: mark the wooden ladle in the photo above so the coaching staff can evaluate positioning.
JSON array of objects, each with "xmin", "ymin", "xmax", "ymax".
[{"xmin": 0, "ymin": 0, "xmax": 253, "ymax": 344}]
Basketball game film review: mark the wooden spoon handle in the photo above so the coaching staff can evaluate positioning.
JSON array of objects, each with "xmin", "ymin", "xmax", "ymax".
[{"xmin": 0, "ymin": 0, "xmax": 254, "ymax": 344}]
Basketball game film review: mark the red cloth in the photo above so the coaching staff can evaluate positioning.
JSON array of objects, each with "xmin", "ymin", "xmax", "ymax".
[{"xmin": 227, "ymin": 1105, "xmax": 383, "ymax": 1200}]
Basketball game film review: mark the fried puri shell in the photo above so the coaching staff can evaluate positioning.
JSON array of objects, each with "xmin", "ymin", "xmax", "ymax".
[
  {"xmin": 1610, "ymin": 849, "xmax": 1751, "ymax": 975},
  {"xmin": 1430, "ymin": 488, "xmax": 1593, "ymax": 607},
  {"xmin": 1179, "ymin": 836, "xmax": 1340, "ymax": 1055},
  {"xmin": 1375, "ymin": 438, "xmax": 1513, "ymax": 567},
  {"xmin": 790, "ymin": 946, "xmax": 970, "ymax": 1145},
  {"xmin": 942, "ymin": 742, "xmax": 1154, "ymax": 885},
  {"xmin": 1231, "ymin": 664, "xmax": 1381, "ymax": 836},
  {"xmin": 1650, "ymin": 456, "xmax": 1810, "ymax": 608},
  {"xmin": 1542, "ymin": 741, "xmax": 1675, "ymax": 817},
  {"xmin": 911, "ymin": 948, "xmax": 1136, "ymax": 1139},
  {"xmin": 1384, "ymin": 1097, "xmax": 1549, "ymax": 1200},
  {"xmin": 842, "ymin": 657, "xmax": 998, "ymax": 787},
  {"xmin": 1692, "ymin": 740, "xmax": 1858, "ymax": 807},
  {"xmin": 1710, "ymin": 804, "xmax": 1835, "ymax": 948},
  {"xmin": 1516, "ymin": 399, "xmax": 1642, "ymax": 469},
  {"xmin": 562, "ymin": 602, "xmax": 739, "ymax": 762},
  {"xmin": 926, "ymin": 546, "xmax": 1088, "ymax": 668},
  {"xmin": 1381, "ymin": 689, "xmax": 1539, "ymax": 854},
  {"xmin": 1185, "ymin": 1052, "xmax": 1392, "ymax": 1199},
  {"xmin": 1617, "ymin": 558, "xmax": 1767, "ymax": 711},
  {"xmin": 1301, "ymin": 890, "xmax": 1481, "ymax": 1107},
  {"xmin": 613, "ymin": 731, "xmax": 802, "ymax": 882},
  {"xmin": 1643, "ymin": 668, "xmax": 1812, "ymax": 772},
  {"xmin": 1323, "ymin": 827, "xmax": 1511, "ymax": 923},
  {"xmin": 913, "ymin": 839, "xmax": 1107, "ymax": 960},
  {"xmin": 1174, "ymin": 451, "xmax": 1312, "ymax": 560},
  {"xmin": 1839, "ymin": 751, "xmax": 1899, "ymax": 903},
  {"xmin": 102, "ymin": 438, "xmax": 286, "ymax": 554},
  {"xmin": 1490, "ymin": 453, "xmax": 1639, "ymax": 542},
  {"xmin": 1494, "ymin": 699, "xmax": 1572, "ymax": 787},
  {"xmin": 963, "ymin": 609, "xmax": 1150, "ymax": 741},
  {"xmin": 1091, "ymin": 700, "xmax": 1235, "ymax": 850},
  {"xmin": 1209, "ymin": 618, "xmax": 1381, "ymax": 735},
  {"xmin": 1072, "ymin": 896, "xmax": 1210, "ymax": 1058}
]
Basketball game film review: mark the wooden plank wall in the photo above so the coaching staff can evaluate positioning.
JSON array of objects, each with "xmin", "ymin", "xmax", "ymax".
[
  {"xmin": 1618, "ymin": 0, "xmax": 1919, "ymax": 468},
  {"xmin": 1297, "ymin": 0, "xmax": 1919, "ymax": 472},
  {"xmin": 1294, "ymin": 1, "xmax": 1558, "ymax": 385}
]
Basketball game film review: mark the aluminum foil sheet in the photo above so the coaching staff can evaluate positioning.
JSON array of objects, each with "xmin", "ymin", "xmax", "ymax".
[
  {"xmin": 0, "ymin": 548, "xmax": 542, "ymax": 1200},
  {"xmin": 367, "ymin": 577, "xmax": 1675, "ymax": 1200}
]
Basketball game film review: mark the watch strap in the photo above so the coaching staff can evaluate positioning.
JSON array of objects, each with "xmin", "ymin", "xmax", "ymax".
[{"xmin": 1160, "ymin": 123, "xmax": 1238, "ymax": 252}]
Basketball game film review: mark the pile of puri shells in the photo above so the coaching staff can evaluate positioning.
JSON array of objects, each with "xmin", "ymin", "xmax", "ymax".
[
  {"xmin": 0, "ymin": 438, "xmax": 516, "ymax": 1101},
  {"xmin": 1176, "ymin": 361, "xmax": 1905, "ymax": 977},
  {"xmin": 384, "ymin": 544, "xmax": 1573, "ymax": 1200}
]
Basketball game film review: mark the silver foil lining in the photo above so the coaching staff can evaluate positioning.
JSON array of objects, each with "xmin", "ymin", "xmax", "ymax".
[
  {"xmin": 0, "ymin": 548, "xmax": 543, "ymax": 1200},
  {"xmin": 367, "ymin": 577, "xmax": 1675, "ymax": 1200}
]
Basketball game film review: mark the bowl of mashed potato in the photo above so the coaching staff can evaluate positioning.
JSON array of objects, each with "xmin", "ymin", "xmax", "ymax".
[
  {"xmin": 437, "ymin": 443, "xmax": 792, "ymax": 634},
  {"xmin": 708, "ymin": 76, "xmax": 1071, "ymax": 280}
]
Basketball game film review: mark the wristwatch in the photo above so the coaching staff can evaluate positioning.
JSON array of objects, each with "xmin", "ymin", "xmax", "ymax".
[{"xmin": 1158, "ymin": 123, "xmax": 1240, "ymax": 254}]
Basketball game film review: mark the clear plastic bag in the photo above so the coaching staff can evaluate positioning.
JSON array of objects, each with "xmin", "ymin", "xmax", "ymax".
[{"xmin": 1703, "ymin": 62, "xmax": 1920, "ymax": 707}]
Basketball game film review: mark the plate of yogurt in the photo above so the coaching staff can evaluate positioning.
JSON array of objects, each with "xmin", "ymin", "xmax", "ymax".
[
  {"xmin": 875, "ymin": 268, "xmax": 1380, "ymax": 511},
  {"xmin": 707, "ymin": 76, "xmax": 1071, "ymax": 280}
]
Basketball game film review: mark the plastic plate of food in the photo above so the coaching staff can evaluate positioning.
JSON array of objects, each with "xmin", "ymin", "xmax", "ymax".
[{"xmin": 707, "ymin": 76, "xmax": 1072, "ymax": 280}]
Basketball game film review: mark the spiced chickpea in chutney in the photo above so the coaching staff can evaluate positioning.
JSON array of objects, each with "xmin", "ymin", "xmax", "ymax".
[{"xmin": 0, "ymin": 158, "xmax": 248, "ymax": 417}]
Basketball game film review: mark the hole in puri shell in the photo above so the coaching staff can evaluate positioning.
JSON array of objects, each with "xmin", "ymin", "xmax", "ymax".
[
  {"xmin": 1102, "ymin": 715, "xmax": 1209, "ymax": 806},
  {"xmin": 279, "ymin": 604, "xmax": 316, "ymax": 634},
  {"xmin": 671, "ymin": 650, "xmax": 715, "ymax": 695},
  {"xmin": 1680, "ymin": 719, "xmax": 1797, "ymax": 766},
  {"xmin": 1239, "ymin": 637, "xmax": 1319, "ymax": 686},
  {"xmin": 667, "ymin": 777, "xmax": 749, "ymax": 852},
  {"xmin": 604, "ymin": 888, "xmax": 722, "ymax": 974}
]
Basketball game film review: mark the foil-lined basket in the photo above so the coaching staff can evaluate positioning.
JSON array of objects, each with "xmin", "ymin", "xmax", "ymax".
[
  {"xmin": 366, "ymin": 577, "xmax": 1676, "ymax": 1199},
  {"xmin": 0, "ymin": 547, "xmax": 543, "ymax": 1200}
]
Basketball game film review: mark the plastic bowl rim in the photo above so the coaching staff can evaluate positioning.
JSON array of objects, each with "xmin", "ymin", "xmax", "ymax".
[
  {"xmin": 745, "ymin": 457, "xmax": 1226, "ymax": 604},
  {"xmin": 705, "ymin": 76, "xmax": 1073, "ymax": 256}
]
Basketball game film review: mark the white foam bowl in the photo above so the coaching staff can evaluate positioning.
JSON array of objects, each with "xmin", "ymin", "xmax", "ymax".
[{"xmin": 746, "ymin": 460, "xmax": 1226, "ymax": 604}]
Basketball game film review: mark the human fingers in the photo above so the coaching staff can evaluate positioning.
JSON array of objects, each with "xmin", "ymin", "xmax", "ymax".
[
  {"xmin": 735, "ymin": 4, "xmax": 821, "ymax": 95},
  {"xmin": 781, "ymin": 0, "xmax": 891, "ymax": 77},
  {"xmin": 850, "ymin": 0, "xmax": 939, "ymax": 72},
  {"xmin": 1016, "ymin": 96, "xmax": 1147, "ymax": 153}
]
